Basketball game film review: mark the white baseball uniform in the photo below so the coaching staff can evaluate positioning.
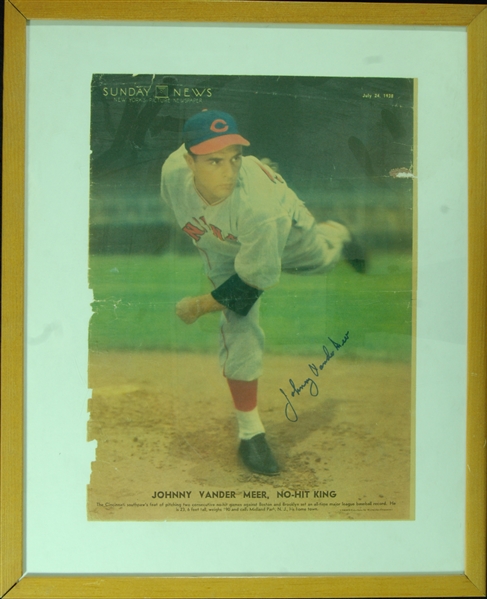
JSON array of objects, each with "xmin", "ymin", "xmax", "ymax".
[{"xmin": 161, "ymin": 144, "xmax": 350, "ymax": 381}]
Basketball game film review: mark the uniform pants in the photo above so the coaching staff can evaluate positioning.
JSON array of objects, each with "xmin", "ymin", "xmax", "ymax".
[{"xmin": 200, "ymin": 221, "xmax": 350, "ymax": 382}]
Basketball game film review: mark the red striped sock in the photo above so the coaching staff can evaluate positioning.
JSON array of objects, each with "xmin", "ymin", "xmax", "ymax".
[{"xmin": 227, "ymin": 378, "xmax": 258, "ymax": 412}]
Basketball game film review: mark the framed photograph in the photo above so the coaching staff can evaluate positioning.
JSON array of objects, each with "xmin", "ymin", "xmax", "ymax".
[
  {"xmin": 87, "ymin": 72, "xmax": 415, "ymax": 524},
  {"xmin": 2, "ymin": 1, "xmax": 486, "ymax": 598}
]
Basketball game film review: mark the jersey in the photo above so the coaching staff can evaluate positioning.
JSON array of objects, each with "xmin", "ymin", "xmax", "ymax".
[{"xmin": 161, "ymin": 144, "xmax": 322, "ymax": 290}]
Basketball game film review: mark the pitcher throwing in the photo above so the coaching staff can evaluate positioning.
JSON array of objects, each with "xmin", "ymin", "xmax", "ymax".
[{"xmin": 161, "ymin": 109, "xmax": 365, "ymax": 476}]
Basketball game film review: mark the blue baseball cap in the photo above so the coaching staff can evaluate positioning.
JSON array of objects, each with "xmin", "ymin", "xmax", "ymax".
[{"xmin": 183, "ymin": 110, "xmax": 250, "ymax": 155}]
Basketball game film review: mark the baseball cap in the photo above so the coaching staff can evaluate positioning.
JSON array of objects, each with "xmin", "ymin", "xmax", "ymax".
[{"xmin": 183, "ymin": 110, "xmax": 250, "ymax": 155}]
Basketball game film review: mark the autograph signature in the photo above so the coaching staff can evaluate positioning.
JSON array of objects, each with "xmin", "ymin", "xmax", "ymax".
[{"xmin": 279, "ymin": 331, "xmax": 350, "ymax": 422}]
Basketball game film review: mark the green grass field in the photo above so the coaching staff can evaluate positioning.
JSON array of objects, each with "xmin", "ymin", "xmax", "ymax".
[{"xmin": 89, "ymin": 252, "xmax": 413, "ymax": 361}]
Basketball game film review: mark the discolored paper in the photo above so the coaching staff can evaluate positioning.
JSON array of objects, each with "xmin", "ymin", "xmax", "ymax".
[{"xmin": 87, "ymin": 74, "xmax": 415, "ymax": 521}]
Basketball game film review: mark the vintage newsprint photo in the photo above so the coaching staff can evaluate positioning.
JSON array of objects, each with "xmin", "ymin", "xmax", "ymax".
[{"xmin": 87, "ymin": 74, "xmax": 415, "ymax": 521}]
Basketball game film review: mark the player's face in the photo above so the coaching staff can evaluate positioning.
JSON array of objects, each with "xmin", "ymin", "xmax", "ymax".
[{"xmin": 185, "ymin": 145, "xmax": 243, "ymax": 205}]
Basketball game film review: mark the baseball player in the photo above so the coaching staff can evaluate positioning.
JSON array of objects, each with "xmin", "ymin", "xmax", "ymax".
[{"xmin": 161, "ymin": 109, "xmax": 365, "ymax": 476}]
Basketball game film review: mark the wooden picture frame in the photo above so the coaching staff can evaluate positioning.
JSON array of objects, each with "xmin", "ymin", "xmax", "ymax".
[{"xmin": 1, "ymin": 1, "xmax": 486, "ymax": 597}]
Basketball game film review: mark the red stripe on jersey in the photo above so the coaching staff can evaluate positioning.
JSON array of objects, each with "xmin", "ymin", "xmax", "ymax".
[
  {"xmin": 257, "ymin": 163, "xmax": 277, "ymax": 183},
  {"xmin": 197, "ymin": 247, "xmax": 213, "ymax": 271},
  {"xmin": 254, "ymin": 158, "xmax": 284, "ymax": 184}
]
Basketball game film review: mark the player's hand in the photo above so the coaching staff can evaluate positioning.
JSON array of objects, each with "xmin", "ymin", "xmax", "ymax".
[
  {"xmin": 176, "ymin": 296, "xmax": 202, "ymax": 324},
  {"xmin": 176, "ymin": 294, "xmax": 225, "ymax": 324}
]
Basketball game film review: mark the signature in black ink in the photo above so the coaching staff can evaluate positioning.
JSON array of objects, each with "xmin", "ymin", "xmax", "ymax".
[{"xmin": 279, "ymin": 331, "xmax": 350, "ymax": 422}]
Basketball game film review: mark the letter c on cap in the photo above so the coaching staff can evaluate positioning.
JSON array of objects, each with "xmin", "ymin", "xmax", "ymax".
[{"xmin": 210, "ymin": 119, "xmax": 229, "ymax": 133}]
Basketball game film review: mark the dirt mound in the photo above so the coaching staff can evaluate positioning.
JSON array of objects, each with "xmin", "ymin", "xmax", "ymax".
[{"xmin": 88, "ymin": 351, "xmax": 412, "ymax": 521}]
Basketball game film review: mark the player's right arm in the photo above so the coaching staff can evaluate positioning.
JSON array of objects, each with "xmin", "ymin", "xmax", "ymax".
[
  {"xmin": 175, "ymin": 294, "xmax": 225, "ymax": 324},
  {"xmin": 167, "ymin": 152, "xmax": 288, "ymax": 323},
  {"xmin": 175, "ymin": 271, "xmax": 264, "ymax": 323},
  {"xmin": 198, "ymin": 214, "xmax": 288, "ymax": 321},
  {"xmin": 202, "ymin": 161, "xmax": 293, "ymax": 320}
]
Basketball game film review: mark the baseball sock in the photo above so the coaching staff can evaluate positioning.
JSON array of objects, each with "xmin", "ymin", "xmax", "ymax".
[{"xmin": 227, "ymin": 379, "xmax": 265, "ymax": 440}]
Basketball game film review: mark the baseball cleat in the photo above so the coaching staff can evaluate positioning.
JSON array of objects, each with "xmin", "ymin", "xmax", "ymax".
[
  {"xmin": 343, "ymin": 237, "xmax": 367, "ymax": 274},
  {"xmin": 239, "ymin": 433, "xmax": 279, "ymax": 476}
]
